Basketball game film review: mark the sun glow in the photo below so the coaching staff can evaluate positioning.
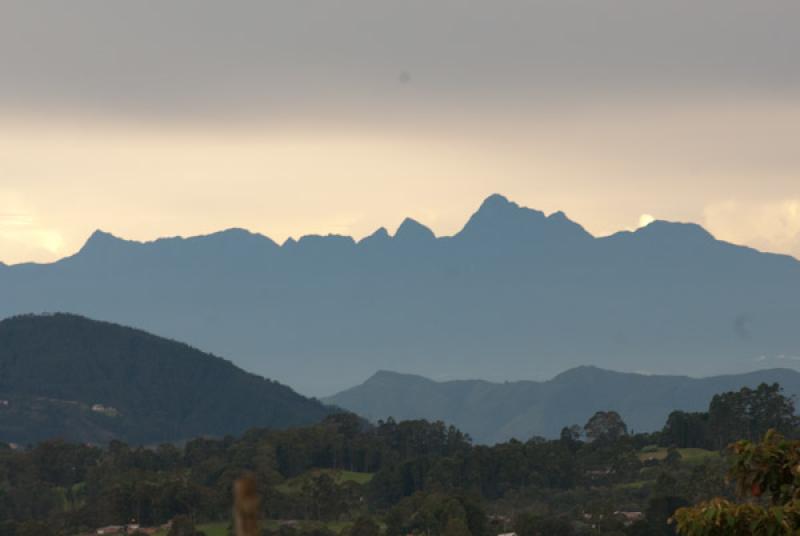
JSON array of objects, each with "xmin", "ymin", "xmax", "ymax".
[{"xmin": 638, "ymin": 214, "xmax": 656, "ymax": 228}]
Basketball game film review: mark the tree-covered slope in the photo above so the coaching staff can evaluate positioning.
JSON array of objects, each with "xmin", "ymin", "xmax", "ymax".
[
  {"xmin": 325, "ymin": 367, "xmax": 800, "ymax": 444},
  {"xmin": 0, "ymin": 314, "xmax": 332, "ymax": 444}
]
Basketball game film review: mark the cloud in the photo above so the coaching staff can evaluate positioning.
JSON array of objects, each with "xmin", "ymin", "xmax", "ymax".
[
  {"xmin": 0, "ymin": 1, "xmax": 798, "ymax": 122},
  {"xmin": 703, "ymin": 199, "xmax": 800, "ymax": 259},
  {"xmin": 0, "ymin": 213, "xmax": 33, "ymax": 227},
  {"xmin": 0, "ymin": 228, "xmax": 65, "ymax": 261},
  {"xmin": 0, "ymin": 196, "xmax": 65, "ymax": 261}
]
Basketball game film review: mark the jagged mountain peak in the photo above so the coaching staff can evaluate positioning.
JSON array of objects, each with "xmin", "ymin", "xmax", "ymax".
[
  {"xmin": 457, "ymin": 194, "xmax": 591, "ymax": 242},
  {"xmin": 282, "ymin": 234, "xmax": 357, "ymax": 257},
  {"xmin": 84, "ymin": 229, "xmax": 124, "ymax": 245},
  {"xmin": 547, "ymin": 210, "xmax": 570, "ymax": 222},
  {"xmin": 478, "ymin": 193, "xmax": 518, "ymax": 211},
  {"xmin": 284, "ymin": 234, "xmax": 357, "ymax": 254},
  {"xmin": 358, "ymin": 227, "xmax": 391, "ymax": 247},
  {"xmin": 76, "ymin": 229, "xmax": 131, "ymax": 257},
  {"xmin": 63, "ymin": 195, "xmax": 772, "ymax": 265},
  {"xmin": 395, "ymin": 217, "xmax": 436, "ymax": 241}
]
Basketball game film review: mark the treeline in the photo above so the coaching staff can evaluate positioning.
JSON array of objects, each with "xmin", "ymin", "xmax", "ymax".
[
  {"xmin": 659, "ymin": 383, "xmax": 798, "ymax": 450},
  {"xmin": 0, "ymin": 383, "xmax": 797, "ymax": 536}
]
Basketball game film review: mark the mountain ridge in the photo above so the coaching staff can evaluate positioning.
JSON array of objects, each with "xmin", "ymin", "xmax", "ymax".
[
  {"xmin": 15, "ymin": 194, "xmax": 792, "ymax": 266},
  {"xmin": 1, "ymin": 194, "xmax": 799, "ymax": 395},
  {"xmin": 325, "ymin": 367, "xmax": 800, "ymax": 443}
]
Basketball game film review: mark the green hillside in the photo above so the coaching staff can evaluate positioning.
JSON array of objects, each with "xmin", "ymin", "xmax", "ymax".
[{"xmin": 0, "ymin": 314, "xmax": 333, "ymax": 444}]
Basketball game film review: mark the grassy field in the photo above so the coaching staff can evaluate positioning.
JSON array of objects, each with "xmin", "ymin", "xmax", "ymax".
[
  {"xmin": 617, "ymin": 479, "xmax": 651, "ymax": 490},
  {"xmin": 638, "ymin": 447, "xmax": 718, "ymax": 465},
  {"xmin": 147, "ymin": 470, "xmax": 371, "ymax": 536},
  {"xmin": 153, "ymin": 522, "xmax": 229, "ymax": 536},
  {"xmin": 151, "ymin": 520, "xmax": 353, "ymax": 536},
  {"xmin": 333, "ymin": 470, "xmax": 374, "ymax": 485},
  {"xmin": 196, "ymin": 523, "xmax": 229, "ymax": 536},
  {"xmin": 276, "ymin": 469, "xmax": 374, "ymax": 494},
  {"xmin": 264, "ymin": 520, "xmax": 354, "ymax": 532}
]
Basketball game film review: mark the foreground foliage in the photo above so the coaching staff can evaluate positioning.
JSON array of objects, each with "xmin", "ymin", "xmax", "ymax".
[{"xmin": 673, "ymin": 430, "xmax": 800, "ymax": 535}]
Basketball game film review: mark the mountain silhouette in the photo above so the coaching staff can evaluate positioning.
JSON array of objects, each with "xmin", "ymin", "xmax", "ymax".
[
  {"xmin": 0, "ymin": 314, "xmax": 332, "ymax": 444},
  {"xmin": 1, "ymin": 194, "xmax": 799, "ymax": 395},
  {"xmin": 325, "ymin": 367, "xmax": 800, "ymax": 443}
]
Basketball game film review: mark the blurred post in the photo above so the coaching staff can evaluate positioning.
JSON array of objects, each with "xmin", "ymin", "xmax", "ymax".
[{"xmin": 234, "ymin": 474, "xmax": 260, "ymax": 536}]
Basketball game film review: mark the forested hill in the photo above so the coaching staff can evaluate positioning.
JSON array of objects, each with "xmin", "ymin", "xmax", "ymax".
[
  {"xmin": 0, "ymin": 314, "xmax": 332, "ymax": 445},
  {"xmin": 325, "ymin": 367, "xmax": 800, "ymax": 444}
]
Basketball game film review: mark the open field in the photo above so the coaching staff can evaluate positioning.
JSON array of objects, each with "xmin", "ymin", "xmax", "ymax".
[
  {"xmin": 275, "ymin": 469, "xmax": 374, "ymax": 494},
  {"xmin": 153, "ymin": 520, "xmax": 355, "ymax": 536},
  {"xmin": 153, "ymin": 522, "xmax": 228, "ymax": 536},
  {"xmin": 638, "ymin": 447, "xmax": 718, "ymax": 465}
]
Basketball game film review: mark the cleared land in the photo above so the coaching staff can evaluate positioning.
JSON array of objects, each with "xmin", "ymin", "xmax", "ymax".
[
  {"xmin": 638, "ymin": 447, "xmax": 718, "ymax": 465},
  {"xmin": 276, "ymin": 469, "xmax": 374, "ymax": 494}
]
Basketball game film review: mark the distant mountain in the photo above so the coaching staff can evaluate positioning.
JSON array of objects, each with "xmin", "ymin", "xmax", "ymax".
[
  {"xmin": 1, "ymin": 194, "xmax": 800, "ymax": 395},
  {"xmin": 0, "ymin": 314, "xmax": 332, "ymax": 445},
  {"xmin": 325, "ymin": 367, "xmax": 800, "ymax": 444}
]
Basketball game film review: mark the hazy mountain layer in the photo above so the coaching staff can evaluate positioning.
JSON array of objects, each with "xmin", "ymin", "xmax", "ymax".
[
  {"xmin": 0, "ymin": 314, "xmax": 331, "ymax": 444},
  {"xmin": 1, "ymin": 194, "xmax": 799, "ymax": 395},
  {"xmin": 326, "ymin": 367, "xmax": 800, "ymax": 444}
]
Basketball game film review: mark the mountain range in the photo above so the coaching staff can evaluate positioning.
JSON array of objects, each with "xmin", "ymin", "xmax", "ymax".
[
  {"xmin": 326, "ymin": 367, "xmax": 800, "ymax": 444},
  {"xmin": 1, "ymin": 194, "xmax": 799, "ymax": 395},
  {"xmin": 0, "ymin": 314, "xmax": 331, "ymax": 445}
]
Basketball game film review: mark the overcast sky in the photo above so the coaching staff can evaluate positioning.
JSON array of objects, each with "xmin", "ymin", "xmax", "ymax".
[{"xmin": 1, "ymin": 1, "xmax": 799, "ymax": 263}]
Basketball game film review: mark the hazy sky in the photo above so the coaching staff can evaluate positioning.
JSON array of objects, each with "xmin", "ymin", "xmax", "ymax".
[{"xmin": 1, "ymin": 1, "xmax": 799, "ymax": 264}]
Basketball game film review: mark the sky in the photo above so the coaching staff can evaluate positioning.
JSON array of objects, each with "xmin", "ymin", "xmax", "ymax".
[{"xmin": 1, "ymin": 0, "xmax": 799, "ymax": 264}]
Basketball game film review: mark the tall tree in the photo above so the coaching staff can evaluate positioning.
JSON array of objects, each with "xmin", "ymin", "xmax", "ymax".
[
  {"xmin": 584, "ymin": 411, "xmax": 628, "ymax": 442},
  {"xmin": 708, "ymin": 383, "xmax": 798, "ymax": 449}
]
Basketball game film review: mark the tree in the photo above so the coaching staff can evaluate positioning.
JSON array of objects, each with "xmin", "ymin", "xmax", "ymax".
[
  {"xmin": 707, "ymin": 383, "xmax": 798, "ymax": 450},
  {"xmin": 300, "ymin": 472, "xmax": 341, "ymax": 520},
  {"xmin": 661, "ymin": 412, "xmax": 709, "ymax": 449},
  {"xmin": 348, "ymin": 516, "xmax": 380, "ymax": 536},
  {"xmin": 12, "ymin": 522, "xmax": 56, "ymax": 536},
  {"xmin": 661, "ymin": 384, "xmax": 799, "ymax": 452},
  {"xmin": 672, "ymin": 430, "xmax": 800, "ymax": 534},
  {"xmin": 322, "ymin": 413, "xmax": 365, "ymax": 440},
  {"xmin": 443, "ymin": 517, "xmax": 472, "ymax": 536},
  {"xmin": 584, "ymin": 411, "xmax": 628, "ymax": 442},
  {"xmin": 644, "ymin": 496, "xmax": 689, "ymax": 536},
  {"xmin": 664, "ymin": 447, "xmax": 682, "ymax": 467},
  {"xmin": 560, "ymin": 425, "xmax": 583, "ymax": 444},
  {"xmin": 514, "ymin": 512, "xmax": 575, "ymax": 536},
  {"xmin": 168, "ymin": 515, "xmax": 201, "ymax": 536}
]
